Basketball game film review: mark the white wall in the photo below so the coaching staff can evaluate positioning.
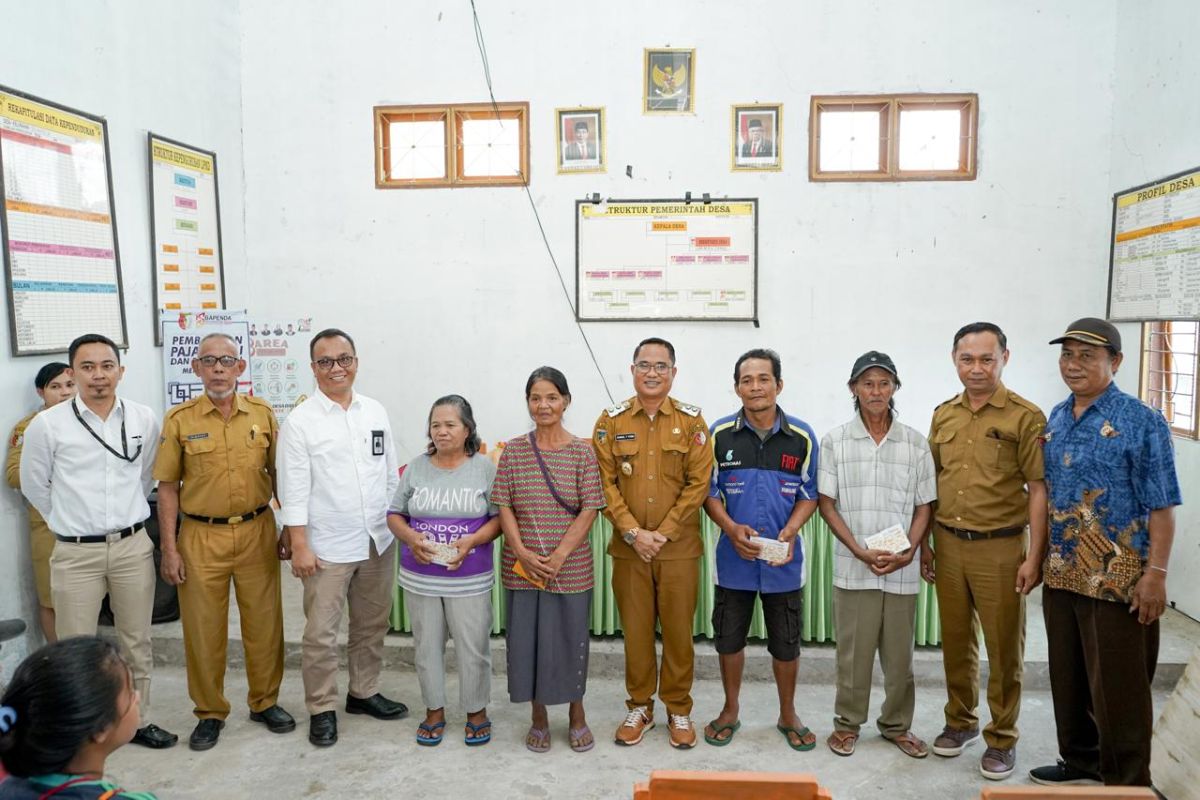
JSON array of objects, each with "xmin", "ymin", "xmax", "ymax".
[
  {"xmin": 239, "ymin": 0, "xmax": 1116, "ymax": 454},
  {"xmin": 1110, "ymin": 0, "xmax": 1200, "ymax": 618},
  {"xmin": 0, "ymin": 0, "xmax": 246, "ymax": 670}
]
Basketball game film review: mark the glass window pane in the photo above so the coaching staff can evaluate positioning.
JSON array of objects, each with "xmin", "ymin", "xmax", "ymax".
[
  {"xmin": 388, "ymin": 120, "xmax": 446, "ymax": 180},
  {"xmin": 818, "ymin": 110, "xmax": 881, "ymax": 172},
  {"xmin": 461, "ymin": 118, "xmax": 521, "ymax": 178},
  {"xmin": 898, "ymin": 108, "xmax": 962, "ymax": 171}
]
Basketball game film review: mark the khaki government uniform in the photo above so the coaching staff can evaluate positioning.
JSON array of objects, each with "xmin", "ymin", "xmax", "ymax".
[
  {"xmin": 928, "ymin": 382, "xmax": 1045, "ymax": 750},
  {"xmin": 153, "ymin": 393, "xmax": 285, "ymax": 721},
  {"xmin": 6, "ymin": 410, "xmax": 55, "ymax": 608},
  {"xmin": 593, "ymin": 396, "xmax": 711, "ymax": 716}
]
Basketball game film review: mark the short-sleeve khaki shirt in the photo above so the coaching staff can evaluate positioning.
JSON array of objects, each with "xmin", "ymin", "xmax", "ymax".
[
  {"xmin": 7, "ymin": 410, "xmax": 45, "ymax": 525},
  {"xmin": 928, "ymin": 383, "xmax": 1046, "ymax": 531},
  {"xmin": 592, "ymin": 395, "xmax": 712, "ymax": 561},
  {"xmin": 153, "ymin": 393, "xmax": 277, "ymax": 518}
]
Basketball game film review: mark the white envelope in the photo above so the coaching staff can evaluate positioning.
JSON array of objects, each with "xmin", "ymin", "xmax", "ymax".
[
  {"xmin": 749, "ymin": 536, "xmax": 790, "ymax": 562},
  {"xmin": 864, "ymin": 524, "xmax": 911, "ymax": 554}
]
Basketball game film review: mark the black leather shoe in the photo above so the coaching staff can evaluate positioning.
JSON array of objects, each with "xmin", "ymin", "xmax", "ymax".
[
  {"xmin": 345, "ymin": 693, "xmax": 408, "ymax": 720},
  {"xmin": 133, "ymin": 723, "xmax": 179, "ymax": 749},
  {"xmin": 188, "ymin": 719, "xmax": 224, "ymax": 751},
  {"xmin": 249, "ymin": 705, "xmax": 296, "ymax": 734},
  {"xmin": 308, "ymin": 711, "xmax": 338, "ymax": 747}
]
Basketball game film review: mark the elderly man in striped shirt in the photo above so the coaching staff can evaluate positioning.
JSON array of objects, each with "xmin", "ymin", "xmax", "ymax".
[{"xmin": 818, "ymin": 351, "xmax": 937, "ymax": 759}]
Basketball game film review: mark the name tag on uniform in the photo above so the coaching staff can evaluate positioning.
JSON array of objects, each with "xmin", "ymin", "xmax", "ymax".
[
  {"xmin": 371, "ymin": 430, "xmax": 385, "ymax": 456},
  {"xmin": 615, "ymin": 433, "xmax": 636, "ymax": 441},
  {"xmin": 187, "ymin": 433, "xmax": 209, "ymax": 440}
]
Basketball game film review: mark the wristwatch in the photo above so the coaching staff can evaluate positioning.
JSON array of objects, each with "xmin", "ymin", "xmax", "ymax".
[{"xmin": 622, "ymin": 528, "xmax": 639, "ymax": 546}]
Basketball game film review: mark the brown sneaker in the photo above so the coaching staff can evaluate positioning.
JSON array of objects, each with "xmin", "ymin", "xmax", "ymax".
[
  {"xmin": 614, "ymin": 707, "xmax": 654, "ymax": 746},
  {"xmin": 931, "ymin": 725, "xmax": 980, "ymax": 757},
  {"xmin": 667, "ymin": 714, "xmax": 696, "ymax": 749},
  {"xmin": 980, "ymin": 746, "xmax": 1016, "ymax": 780}
]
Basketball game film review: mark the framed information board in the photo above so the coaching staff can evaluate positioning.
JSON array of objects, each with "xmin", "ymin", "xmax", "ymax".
[
  {"xmin": 1108, "ymin": 166, "xmax": 1200, "ymax": 321},
  {"xmin": 0, "ymin": 86, "xmax": 127, "ymax": 356},
  {"xmin": 576, "ymin": 198, "xmax": 758, "ymax": 322},
  {"xmin": 148, "ymin": 133, "xmax": 225, "ymax": 344}
]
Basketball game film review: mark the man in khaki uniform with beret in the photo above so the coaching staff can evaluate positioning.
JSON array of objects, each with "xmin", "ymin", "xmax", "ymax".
[
  {"xmin": 593, "ymin": 337, "xmax": 712, "ymax": 749},
  {"xmin": 155, "ymin": 332, "xmax": 294, "ymax": 751},
  {"xmin": 921, "ymin": 322, "xmax": 1047, "ymax": 781}
]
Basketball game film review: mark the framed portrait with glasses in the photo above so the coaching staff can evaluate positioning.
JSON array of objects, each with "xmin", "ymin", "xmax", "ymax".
[{"xmin": 732, "ymin": 104, "xmax": 781, "ymax": 171}]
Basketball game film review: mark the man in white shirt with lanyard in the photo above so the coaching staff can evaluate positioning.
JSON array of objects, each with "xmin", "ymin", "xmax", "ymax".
[
  {"xmin": 19, "ymin": 333, "xmax": 178, "ymax": 749},
  {"xmin": 277, "ymin": 327, "xmax": 407, "ymax": 748}
]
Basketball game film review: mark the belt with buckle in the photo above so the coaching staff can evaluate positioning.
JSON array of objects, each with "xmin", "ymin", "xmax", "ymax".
[
  {"xmin": 183, "ymin": 504, "xmax": 270, "ymax": 526},
  {"xmin": 56, "ymin": 521, "xmax": 146, "ymax": 545},
  {"xmin": 941, "ymin": 523, "xmax": 1024, "ymax": 541}
]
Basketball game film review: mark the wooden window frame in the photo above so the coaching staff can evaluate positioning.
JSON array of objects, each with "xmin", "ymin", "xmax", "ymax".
[
  {"xmin": 374, "ymin": 102, "xmax": 529, "ymax": 189},
  {"xmin": 1140, "ymin": 320, "xmax": 1200, "ymax": 439},
  {"xmin": 809, "ymin": 93, "xmax": 978, "ymax": 182}
]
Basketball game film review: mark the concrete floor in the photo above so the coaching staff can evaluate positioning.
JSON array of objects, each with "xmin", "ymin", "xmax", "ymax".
[
  {"xmin": 109, "ymin": 667, "xmax": 1167, "ymax": 800},
  {"xmin": 103, "ymin": 572, "xmax": 1196, "ymax": 799}
]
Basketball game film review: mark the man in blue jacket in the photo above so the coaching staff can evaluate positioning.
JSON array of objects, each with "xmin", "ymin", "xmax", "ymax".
[{"xmin": 702, "ymin": 348, "xmax": 819, "ymax": 751}]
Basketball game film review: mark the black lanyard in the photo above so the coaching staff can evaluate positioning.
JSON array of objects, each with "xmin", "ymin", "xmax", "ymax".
[{"xmin": 73, "ymin": 400, "xmax": 142, "ymax": 463}]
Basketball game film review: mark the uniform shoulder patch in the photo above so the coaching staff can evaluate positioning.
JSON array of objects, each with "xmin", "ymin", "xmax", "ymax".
[
  {"xmin": 606, "ymin": 400, "xmax": 631, "ymax": 418},
  {"xmin": 934, "ymin": 395, "xmax": 959, "ymax": 411},
  {"xmin": 672, "ymin": 399, "xmax": 701, "ymax": 417},
  {"xmin": 163, "ymin": 401, "xmax": 191, "ymax": 420},
  {"xmin": 1007, "ymin": 391, "xmax": 1046, "ymax": 417}
]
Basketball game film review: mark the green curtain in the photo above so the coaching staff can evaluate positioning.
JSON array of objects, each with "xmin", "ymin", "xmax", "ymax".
[{"xmin": 390, "ymin": 514, "xmax": 942, "ymax": 646}]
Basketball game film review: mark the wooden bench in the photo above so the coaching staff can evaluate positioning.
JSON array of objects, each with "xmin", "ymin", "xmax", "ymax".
[{"xmin": 632, "ymin": 771, "xmax": 832, "ymax": 799}]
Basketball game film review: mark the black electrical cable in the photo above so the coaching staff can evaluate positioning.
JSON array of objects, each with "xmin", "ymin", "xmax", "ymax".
[{"xmin": 468, "ymin": 0, "xmax": 615, "ymax": 405}]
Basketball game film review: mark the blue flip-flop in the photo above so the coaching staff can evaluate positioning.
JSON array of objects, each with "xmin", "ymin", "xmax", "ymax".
[
  {"xmin": 416, "ymin": 720, "xmax": 446, "ymax": 746},
  {"xmin": 464, "ymin": 719, "xmax": 492, "ymax": 746}
]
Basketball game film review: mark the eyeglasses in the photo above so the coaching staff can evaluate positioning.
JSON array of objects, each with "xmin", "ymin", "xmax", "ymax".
[
  {"xmin": 196, "ymin": 355, "xmax": 240, "ymax": 368},
  {"xmin": 633, "ymin": 361, "xmax": 672, "ymax": 375},
  {"xmin": 314, "ymin": 355, "xmax": 357, "ymax": 371}
]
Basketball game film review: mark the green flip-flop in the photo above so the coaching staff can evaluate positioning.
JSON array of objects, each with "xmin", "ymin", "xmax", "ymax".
[
  {"xmin": 777, "ymin": 723, "xmax": 817, "ymax": 751},
  {"xmin": 703, "ymin": 719, "xmax": 741, "ymax": 746}
]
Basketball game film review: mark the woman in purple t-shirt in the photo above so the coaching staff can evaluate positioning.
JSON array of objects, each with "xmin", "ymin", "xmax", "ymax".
[{"xmin": 387, "ymin": 395, "xmax": 499, "ymax": 747}]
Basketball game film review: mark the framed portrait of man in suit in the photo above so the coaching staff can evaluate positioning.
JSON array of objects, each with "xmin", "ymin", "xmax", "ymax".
[
  {"xmin": 732, "ymin": 104, "xmax": 782, "ymax": 171},
  {"xmin": 644, "ymin": 48, "xmax": 695, "ymax": 114},
  {"xmin": 556, "ymin": 108, "xmax": 605, "ymax": 174}
]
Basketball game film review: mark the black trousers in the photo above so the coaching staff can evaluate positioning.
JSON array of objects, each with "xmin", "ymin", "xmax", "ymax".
[{"xmin": 1043, "ymin": 586, "xmax": 1159, "ymax": 787}]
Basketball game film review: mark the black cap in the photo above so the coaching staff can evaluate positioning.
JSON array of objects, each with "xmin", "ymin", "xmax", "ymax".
[
  {"xmin": 1049, "ymin": 317, "xmax": 1121, "ymax": 353},
  {"xmin": 850, "ymin": 350, "xmax": 898, "ymax": 381}
]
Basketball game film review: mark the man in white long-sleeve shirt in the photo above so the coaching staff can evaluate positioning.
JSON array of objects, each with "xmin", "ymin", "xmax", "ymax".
[
  {"xmin": 277, "ymin": 327, "xmax": 407, "ymax": 747},
  {"xmin": 19, "ymin": 333, "xmax": 178, "ymax": 749}
]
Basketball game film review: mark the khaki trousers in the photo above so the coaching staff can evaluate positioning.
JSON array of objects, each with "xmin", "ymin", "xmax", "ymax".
[
  {"xmin": 177, "ymin": 513, "xmax": 284, "ymax": 720},
  {"xmin": 611, "ymin": 557, "xmax": 700, "ymax": 716},
  {"xmin": 300, "ymin": 541, "xmax": 394, "ymax": 714},
  {"xmin": 832, "ymin": 587, "xmax": 918, "ymax": 737},
  {"xmin": 933, "ymin": 524, "xmax": 1026, "ymax": 749},
  {"xmin": 52, "ymin": 529, "xmax": 156, "ymax": 723}
]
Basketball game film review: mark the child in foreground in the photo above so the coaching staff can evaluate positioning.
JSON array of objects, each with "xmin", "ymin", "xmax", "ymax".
[{"xmin": 0, "ymin": 637, "xmax": 156, "ymax": 799}]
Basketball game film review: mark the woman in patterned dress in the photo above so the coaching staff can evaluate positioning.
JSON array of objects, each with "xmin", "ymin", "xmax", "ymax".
[{"xmin": 491, "ymin": 367, "xmax": 605, "ymax": 753}]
